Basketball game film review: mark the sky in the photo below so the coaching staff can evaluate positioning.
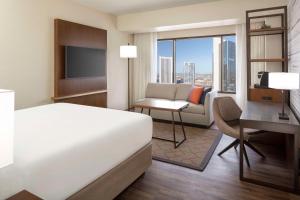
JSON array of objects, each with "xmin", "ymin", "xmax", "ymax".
[{"xmin": 157, "ymin": 36, "xmax": 236, "ymax": 74}]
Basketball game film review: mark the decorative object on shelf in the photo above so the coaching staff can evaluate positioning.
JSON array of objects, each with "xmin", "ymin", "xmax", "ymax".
[
  {"xmin": 0, "ymin": 90, "xmax": 14, "ymax": 168},
  {"xmin": 260, "ymin": 21, "xmax": 271, "ymax": 29},
  {"xmin": 269, "ymin": 72, "xmax": 299, "ymax": 120},
  {"xmin": 120, "ymin": 44, "xmax": 138, "ymax": 110},
  {"xmin": 254, "ymin": 71, "xmax": 269, "ymax": 88}
]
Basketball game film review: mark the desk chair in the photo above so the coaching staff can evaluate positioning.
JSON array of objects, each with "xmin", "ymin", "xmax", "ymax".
[{"xmin": 213, "ymin": 97, "xmax": 265, "ymax": 167}]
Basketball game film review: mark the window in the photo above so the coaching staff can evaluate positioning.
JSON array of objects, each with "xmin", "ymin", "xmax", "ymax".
[{"xmin": 157, "ymin": 35, "xmax": 236, "ymax": 93}]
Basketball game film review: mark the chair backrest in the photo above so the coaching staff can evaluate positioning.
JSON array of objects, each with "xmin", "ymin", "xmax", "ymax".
[
  {"xmin": 213, "ymin": 97, "xmax": 242, "ymax": 138},
  {"xmin": 214, "ymin": 97, "xmax": 242, "ymax": 122}
]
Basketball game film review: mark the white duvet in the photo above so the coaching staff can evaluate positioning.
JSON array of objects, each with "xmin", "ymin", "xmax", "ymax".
[{"xmin": 0, "ymin": 103, "xmax": 152, "ymax": 200}]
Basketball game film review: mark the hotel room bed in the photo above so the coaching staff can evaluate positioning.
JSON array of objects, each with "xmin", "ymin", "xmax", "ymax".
[{"xmin": 11, "ymin": 103, "xmax": 152, "ymax": 200}]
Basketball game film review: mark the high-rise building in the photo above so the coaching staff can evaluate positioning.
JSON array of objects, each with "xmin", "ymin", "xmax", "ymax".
[
  {"xmin": 184, "ymin": 62, "xmax": 195, "ymax": 84},
  {"xmin": 223, "ymin": 40, "xmax": 236, "ymax": 92},
  {"xmin": 158, "ymin": 56, "xmax": 173, "ymax": 83}
]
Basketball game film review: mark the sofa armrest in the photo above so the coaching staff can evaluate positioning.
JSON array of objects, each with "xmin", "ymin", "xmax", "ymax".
[{"xmin": 204, "ymin": 90, "xmax": 217, "ymax": 125}]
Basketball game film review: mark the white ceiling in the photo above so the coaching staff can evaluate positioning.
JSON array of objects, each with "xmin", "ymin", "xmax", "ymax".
[{"xmin": 72, "ymin": 0, "xmax": 221, "ymax": 15}]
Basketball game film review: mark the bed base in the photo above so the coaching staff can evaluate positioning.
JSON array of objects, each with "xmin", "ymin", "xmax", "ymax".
[{"xmin": 67, "ymin": 143, "xmax": 152, "ymax": 200}]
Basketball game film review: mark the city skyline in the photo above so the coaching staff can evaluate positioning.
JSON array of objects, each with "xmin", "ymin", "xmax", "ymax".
[
  {"xmin": 222, "ymin": 39, "xmax": 236, "ymax": 92},
  {"xmin": 157, "ymin": 38, "xmax": 214, "ymax": 74},
  {"xmin": 183, "ymin": 62, "xmax": 196, "ymax": 84},
  {"xmin": 158, "ymin": 56, "xmax": 173, "ymax": 83}
]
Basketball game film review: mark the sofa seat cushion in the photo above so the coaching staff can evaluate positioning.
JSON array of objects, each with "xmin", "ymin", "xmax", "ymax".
[
  {"xmin": 182, "ymin": 102, "xmax": 205, "ymax": 114},
  {"xmin": 145, "ymin": 83, "xmax": 176, "ymax": 100},
  {"xmin": 175, "ymin": 84, "xmax": 192, "ymax": 100}
]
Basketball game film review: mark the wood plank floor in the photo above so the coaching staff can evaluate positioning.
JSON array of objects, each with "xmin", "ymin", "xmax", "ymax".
[{"xmin": 116, "ymin": 135, "xmax": 300, "ymax": 200}]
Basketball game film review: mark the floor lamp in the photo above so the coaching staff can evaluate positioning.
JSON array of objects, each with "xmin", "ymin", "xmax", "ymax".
[{"xmin": 120, "ymin": 44, "xmax": 137, "ymax": 110}]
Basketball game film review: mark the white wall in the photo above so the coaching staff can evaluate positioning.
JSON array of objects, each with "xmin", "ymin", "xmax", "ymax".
[
  {"xmin": 117, "ymin": 0, "xmax": 288, "ymax": 33},
  {"xmin": 0, "ymin": 0, "xmax": 131, "ymax": 110},
  {"xmin": 288, "ymin": 0, "xmax": 300, "ymax": 119}
]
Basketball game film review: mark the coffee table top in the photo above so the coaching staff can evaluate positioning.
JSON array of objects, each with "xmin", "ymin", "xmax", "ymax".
[{"xmin": 133, "ymin": 99, "xmax": 189, "ymax": 112}]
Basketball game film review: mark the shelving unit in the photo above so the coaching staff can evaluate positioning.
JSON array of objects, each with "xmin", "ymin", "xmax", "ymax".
[{"xmin": 246, "ymin": 6, "xmax": 288, "ymax": 103}]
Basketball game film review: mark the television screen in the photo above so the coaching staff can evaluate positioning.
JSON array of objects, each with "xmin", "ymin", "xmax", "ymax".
[{"xmin": 65, "ymin": 46, "xmax": 106, "ymax": 78}]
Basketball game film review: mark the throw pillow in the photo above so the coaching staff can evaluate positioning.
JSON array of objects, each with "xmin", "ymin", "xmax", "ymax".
[
  {"xmin": 188, "ymin": 86, "xmax": 204, "ymax": 104},
  {"xmin": 199, "ymin": 87, "xmax": 212, "ymax": 105}
]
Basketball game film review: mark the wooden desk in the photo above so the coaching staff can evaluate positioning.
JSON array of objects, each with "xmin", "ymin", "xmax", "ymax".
[
  {"xmin": 133, "ymin": 99, "xmax": 188, "ymax": 148},
  {"xmin": 240, "ymin": 101, "xmax": 300, "ymax": 192}
]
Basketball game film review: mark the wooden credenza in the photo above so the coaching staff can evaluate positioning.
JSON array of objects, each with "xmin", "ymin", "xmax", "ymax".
[
  {"xmin": 52, "ymin": 90, "xmax": 107, "ymax": 108},
  {"xmin": 249, "ymin": 88, "xmax": 282, "ymax": 103}
]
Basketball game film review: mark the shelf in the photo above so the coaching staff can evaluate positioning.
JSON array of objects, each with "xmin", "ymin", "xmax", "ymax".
[
  {"xmin": 249, "ymin": 27, "xmax": 286, "ymax": 36},
  {"xmin": 250, "ymin": 58, "xmax": 286, "ymax": 62},
  {"xmin": 248, "ymin": 13, "xmax": 283, "ymax": 20}
]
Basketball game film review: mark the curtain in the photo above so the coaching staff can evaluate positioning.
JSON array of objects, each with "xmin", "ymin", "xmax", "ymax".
[
  {"xmin": 236, "ymin": 24, "xmax": 247, "ymax": 108},
  {"xmin": 130, "ymin": 32, "xmax": 157, "ymax": 106}
]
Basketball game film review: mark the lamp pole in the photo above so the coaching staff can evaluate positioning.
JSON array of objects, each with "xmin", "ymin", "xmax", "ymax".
[
  {"xmin": 281, "ymin": 90, "xmax": 285, "ymax": 116},
  {"xmin": 120, "ymin": 44, "xmax": 137, "ymax": 111}
]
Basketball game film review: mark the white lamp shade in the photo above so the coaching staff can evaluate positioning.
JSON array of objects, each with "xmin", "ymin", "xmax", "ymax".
[
  {"xmin": 0, "ymin": 90, "xmax": 14, "ymax": 168},
  {"xmin": 120, "ymin": 45, "xmax": 137, "ymax": 58},
  {"xmin": 269, "ymin": 72, "xmax": 300, "ymax": 90}
]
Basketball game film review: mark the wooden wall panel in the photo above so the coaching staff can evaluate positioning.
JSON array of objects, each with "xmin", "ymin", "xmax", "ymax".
[
  {"xmin": 54, "ymin": 19, "xmax": 107, "ymax": 107},
  {"xmin": 288, "ymin": 0, "xmax": 300, "ymax": 119}
]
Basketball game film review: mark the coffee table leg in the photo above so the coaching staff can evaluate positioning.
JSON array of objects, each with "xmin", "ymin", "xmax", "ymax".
[
  {"xmin": 178, "ymin": 112, "xmax": 186, "ymax": 140},
  {"xmin": 151, "ymin": 109, "xmax": 186, "ymax": 149},
  {"xmin": 171, "ymin": 112, "xmax": 177, "ymax": 148},
  {"xmin": 148, "ymin": 109, "xmax": 151, "ymax": 116},
  {"xmin": 141, "ymin": 108, "xmax": 144, "ymax": 113}
]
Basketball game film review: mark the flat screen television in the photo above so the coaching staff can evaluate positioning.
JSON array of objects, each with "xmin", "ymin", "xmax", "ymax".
[{"xmin": 65, "ymin": 46, "xmax": 106, "ymax": 78}]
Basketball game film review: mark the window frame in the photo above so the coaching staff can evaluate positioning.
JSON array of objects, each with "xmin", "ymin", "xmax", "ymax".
[{"xmin": 157, "ymin": 33, "xmax": 236, "ymax": 93}]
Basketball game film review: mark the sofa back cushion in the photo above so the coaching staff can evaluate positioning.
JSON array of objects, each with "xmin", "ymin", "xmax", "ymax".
[
  {"xmin": 175, "ymin": 84, "xmax": 193, "ymax": 100},
  {"xmin": 145, "ymin": 83, "xmax": 177, "ymax": 100}
]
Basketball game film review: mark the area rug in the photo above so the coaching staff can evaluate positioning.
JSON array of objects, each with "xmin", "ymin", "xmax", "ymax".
[{"xmin": 152, "ymin": 122, "xmax": 222, "ymax": 171}]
